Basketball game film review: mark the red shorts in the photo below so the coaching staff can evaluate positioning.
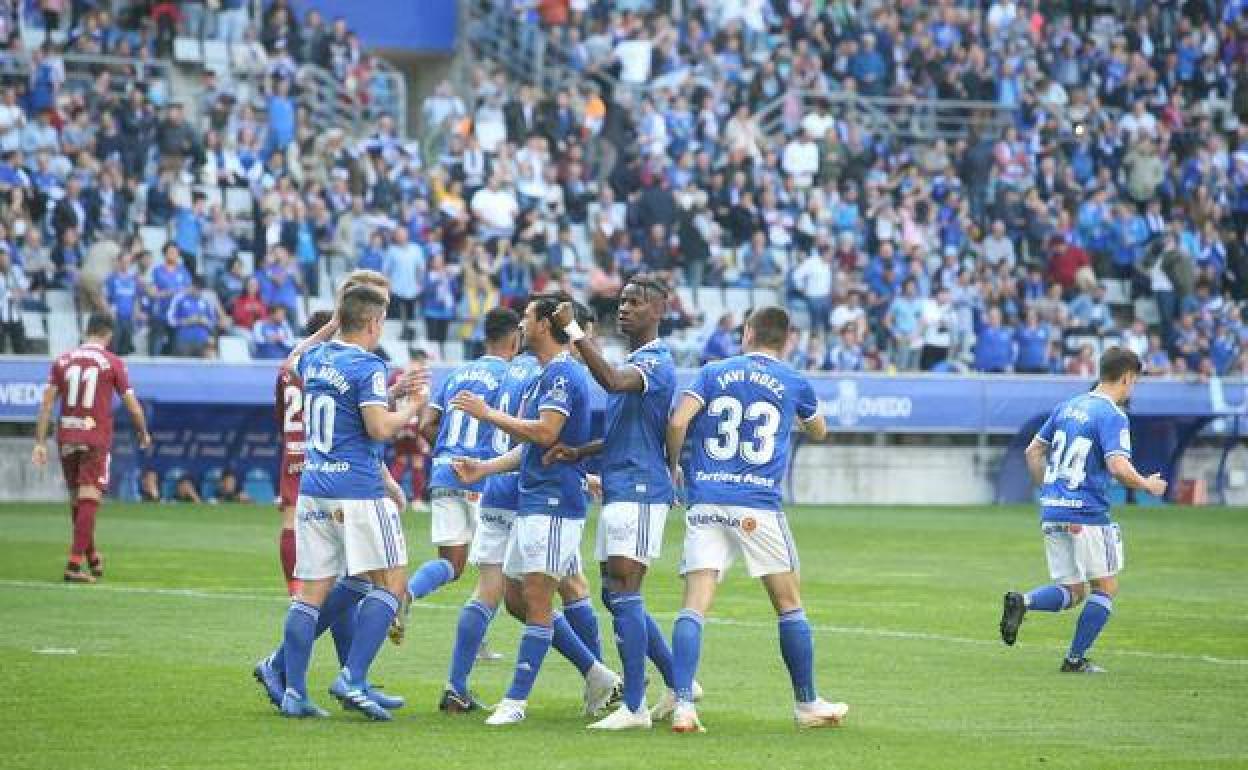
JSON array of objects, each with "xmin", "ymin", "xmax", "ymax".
[
  {"xmin": 279, "ymin": 453, "xmax": 305, "ymax": 509},
  {"xmin": 60, "ymin": 444, "xmax": 111, "ymax": 492}
]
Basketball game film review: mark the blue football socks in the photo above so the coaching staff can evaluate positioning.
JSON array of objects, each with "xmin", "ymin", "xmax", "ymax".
[
  {"xmin": 1025, "ymin": 584, "xmax": 1072, "ymax": 612},
  {"xmin": 280, "ymin": 600, "xmax": 319, "ymax": 698},
  {"xmin": 561, "ymin": 597, "xmax": 602, "ymax": 661},
  {"xmin": 608, "ymin": 592, "xmax": 648, "ymax": 711},
  {"xmin": 448, "ymin": 599, "xmax": 496, "ymax": 696},
  {"xmin": 551, "ymin": 610, "xmax": 597, "ymax": 676},
  {"xmin": 270, "ymin": 576, "xmax": 369, "ymax": 674},
  {"xmin": 407, "ymin": 558, "xmax": 455, "ymax": 600},
  {"xmin": 672, "ymin": 608, "xmax": 704, "ymax": 704},
  {"xmin": 644, "ymin": 610, "xmax": 676, "ymax": 688},
  {"xmin": 343, "ymin": 588, "xmax": 399, "ymax": 686},
  {"xmin": 505, "ymin": 624, "xmax": 553, "ymax": 701},
  {"xmin": 1069, "ymin": 591, "xmax": 1113, "ymax": 660},
  {"xmin": 777, "ymin": 608, "xmax": 817, "ymax": 704}
]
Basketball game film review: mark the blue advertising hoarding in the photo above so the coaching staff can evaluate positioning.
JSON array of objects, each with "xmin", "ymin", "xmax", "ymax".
[{"xmin": 287, "ymin": 1, "xmax": 456, "ymax": 53}]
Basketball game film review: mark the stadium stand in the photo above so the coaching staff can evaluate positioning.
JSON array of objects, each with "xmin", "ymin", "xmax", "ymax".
[{"xmin": 0, "ymin": 0, "xmax": 1243, "ymax": 380}]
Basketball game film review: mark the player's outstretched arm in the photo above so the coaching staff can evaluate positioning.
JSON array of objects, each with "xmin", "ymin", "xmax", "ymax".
[
  {"xmin": 122, "ymin": 391, "xmax": 152, "ymax": 450},
  {"xmin": 453, "ymin": 445, "xmax": 523, "ymax": 484},
  {"xmin": 553, "ymin": 301, "xmax": 644, "ymax": 393},
  {"xmin": 281, "ymin": 317, "xmax": 340, "ymax": 374},
  {"xmin": 1107, "ymin": 454, "xmax": 1168, "ymax": 498},
  {"xmin": 31, "ymin": 384, "xmax": 58, "ymax": 466},
  {"xmin": 1024, "ymin": 438, "xmax": 1049, "ymax": 485},
  {"xmin": 450, "ymin": 391, "xmax": 567, "ymax": 448},
  {"xmin": 665, "ymin": 393, "xmax": 704, "ymax": 488},
  {"xmin": 542, "ymin": 439, "xmax": 604, "ymax": 465}
]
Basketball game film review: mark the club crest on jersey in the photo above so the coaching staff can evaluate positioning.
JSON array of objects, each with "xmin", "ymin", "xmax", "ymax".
[
  {"xmin": 546, "ymin": 376, "xmax": 568, "ymax": 404},
  {"xmin": 372, "ymin": 371, "xmax": 387, "ymax": 398},
  {"xmin": 1119, "ymin": 429, "xmax": 1131, "ymax": 451}
]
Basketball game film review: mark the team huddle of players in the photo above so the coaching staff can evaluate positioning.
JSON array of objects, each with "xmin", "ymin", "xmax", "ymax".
[{"xmin": 34, "ymin": 269, "xmax": 1165, "ymax": 731}]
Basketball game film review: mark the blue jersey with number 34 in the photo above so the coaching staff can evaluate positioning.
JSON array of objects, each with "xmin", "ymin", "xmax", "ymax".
[
  {"xmin": 429, "ymin": 355, "xmax": 511, "ymax": 492},
  {"xmin": 295, "ymin": 341, "xmax": 389, "ymax": 499},
  {"xmin": 683, "ymin": 352, "xmax": 818, "ymax": 512},
  {"xmin": 1035, "ymin": 391, "xmax": 1132, "ymax": 526}
]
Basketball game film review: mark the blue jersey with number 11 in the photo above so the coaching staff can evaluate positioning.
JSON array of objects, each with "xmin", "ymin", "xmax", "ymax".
[
  {"xmin": 1035, "ymin": 391, "xmax": 1131, "ymax": 526},
  {"xmin": 683, "ymin": 352, "xmax": 818, "ymax": 511},
  {"xmin": 429, "ymin": 355, "xmax": 510, "ymax": 491}
]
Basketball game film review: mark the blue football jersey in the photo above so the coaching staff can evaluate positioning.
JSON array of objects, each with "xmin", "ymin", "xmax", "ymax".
[
  {"xmin": 683, "ymin": 353, "xmax": 818, "ymax": 511},
  {"xmin": 517, "ymin": 352, "xmax": 592, "ymax": 519},
  {"xmin": 601, "ymin": 340, "xmax": 676, "ymax": 504},
  {"xmin": 481, "ymin": 353, "xmax": 541, "ymax": 511},
  {"xmin": 1035, "ymin": 391, "xmax": 1131, "ymax": 526},
  {"xmin": 428, "ymin": 355, "xmax": 510, "ymax": 491},
  {"xmin": 296, "ymin": 341, "xmax": 389, "ymax": 499}
]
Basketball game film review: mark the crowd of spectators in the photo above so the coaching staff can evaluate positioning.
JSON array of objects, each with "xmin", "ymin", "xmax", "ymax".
[{"xmin": 0, "ymin": 0, "xmax": 1246, "ymax": 380}]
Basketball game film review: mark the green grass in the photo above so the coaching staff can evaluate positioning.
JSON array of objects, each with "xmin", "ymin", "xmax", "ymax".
[{"xmin": 1, "ymin": 501, "xmax": 1246, "ymax": 770}]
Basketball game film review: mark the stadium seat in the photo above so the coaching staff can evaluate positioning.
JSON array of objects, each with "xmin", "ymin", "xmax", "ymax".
[
  {"xmin": 202, "ymin": 41, "xmax": 230, "ymax": 72},
  {"xmin": 200, "ymin": 467, "xmax": 223, "ymax": 501},
  {"xmin": 1102, "ymin": 279, "xmax": 1131, "ymax": 306},
  {"xmin": 379, "ymin": 340, "xmax": 410, "ymax": 366},
  {"xmin": 225, "ymin": 188, "xmax": 253, "ymax": 218},
  {"xmin": 45, "ymin": 290, "xmax": 74, "ymax": 314},
  {"xmin": 22, "ymin": 312, "xmax": 47, "ymax": 341},
  {"xmin": 140, "ymin": 225, "xmax": 168, "ymax": 256},
  {"xmin": 243, "ymin": 468, "xmax": 275, "ymax": 504},
  {"xmin": 173, "ymin": 37, "xmax": 202, "ymax": 63},
  {"xmin": 218, "ymin": 335, "xmax": 252, "ymax": 363},
  {"xmin": 1134, "ymin": 297, "xmax": 1160, "ymax": 325},
  {"xmin": 47, "ymin": 313, "xmax": 79, "ymax": 355},
  {"xmin": 200, "ymin": 186, "xmax": 223, "ymax": 210},
  {"xmin": 1065, "ymin": 334, "xmax": 1101, "ymax": 356},
  {"xmin": 161, "ymin": 467, "xmax": 188, "ymax": 500},
  {"xmin": 237, "ymin": 250, "xmax": 254, "ymax": 273}
]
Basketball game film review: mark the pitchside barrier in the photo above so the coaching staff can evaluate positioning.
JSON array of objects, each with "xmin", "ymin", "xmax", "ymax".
[{"xmin": 0, "ymin": 357, "xmax": 1243, "ymax": 505}]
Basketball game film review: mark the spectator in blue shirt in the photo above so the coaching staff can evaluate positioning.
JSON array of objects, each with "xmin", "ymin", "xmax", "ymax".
[
  {"xmin": 105, "ymin": 251, "xmax": 142, "ymax": 356},
  {"xmin": 258, "ymin": 246, "xmax": 301, "ymax": 322},
  {"xmin": 357, "ymin": 230, "xmax": 385, "ymax": 273},
  {"xmin": 51, "ymin": 227, "xmax": 84, "ymax": 288},
  {"xmin": 167, "ymin": 276, "xmax": 219, "ymax": 357},
  {"xmin": 173, "ymin": 192, "xmax": 207, "ymax": 273},
  {"xmin": 974, "ymin": 307, "xmax": 1016, "ymax": 373},
  {"xmin": 265, "ymin": 77, "xmax": 296, "ymax": 159},
  {"xmin": 421, "ymin": 252, "xmax": 457, "ymax": 359},
  {"xmin": 886, "ymin": 277, "xmax": 925, "ymax": 371},
  {"xmin": 849, "ymin": 33, "xmax": 888, "ymax": 96},
  {"xmin": 149, "ymin": 242, "xmax": 192, "ymax": 355},
  {"xmin": 825, "ymin": 325, "xmax": 865, "ymax": 372},
  {"xmin": 1014, "ymin": 309, "xmax": 1051, "ymax": 374},
  {"xmin": 1068, "ymin": 284, "xmax": 1113, "ymax": 334},
  {"xmin": 701, "ymin": 311, "xmax": 739, "ymax": 364},
  {"xmin": 252, "ymin": 305, "xmax": 295, "ymax": 359},
  {"xmin": 382, "ymin": 225, "xmax": 425, "ymax": 340}
]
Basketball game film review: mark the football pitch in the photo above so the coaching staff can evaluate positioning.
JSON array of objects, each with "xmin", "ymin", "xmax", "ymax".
[{"xmin": 1, "ymin": 501, "xmax": 1245, "ymax": 770}]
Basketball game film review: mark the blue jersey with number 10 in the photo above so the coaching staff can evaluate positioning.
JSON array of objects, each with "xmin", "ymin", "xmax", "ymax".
[
  {"xmin": 296, "ymin": 341, "xmax": 389, "ymax": 499},
  {"xmin": 481, "ymin": 353, "xmax": 541, "ymax": 511},
  {"xmin": 1035, "ymin": 391, "xmax": 1132, "ymax": 527},
  {"xmin": 429, "ymin": 355, "xmax": 511, "ymax": 491},
  {"xmin": 683, "ymin": 352, "xmax": 818, "ymax": 512}
]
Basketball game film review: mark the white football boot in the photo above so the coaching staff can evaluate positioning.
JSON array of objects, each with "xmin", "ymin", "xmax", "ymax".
[
  {"xmin": 485, "ymin": 698, "xmax": 527, "ymax": 726},
  {"xmin": 794, "ymin": 698, "xmax": 849, "ymax": 728},
  {"xmin": 588, "ymin": 703, "xmax": 653, "ymax": 730},
  {"xmin": 582, "ymin": 662, "xmax": 622, "ymax": 715},
  {"xmin": 650, "ymin": 680, "xmax": 704, "ymax": 722}
]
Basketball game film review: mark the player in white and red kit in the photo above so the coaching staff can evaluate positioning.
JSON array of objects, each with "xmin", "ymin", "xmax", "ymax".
[
  {"xmin": 274, "ymin": 310, "xmax": 336, "ymax": 595},
  {"xmin": 388, "ymin": 351, "xmax": 431, "ymax": 514},
  {"xmin": 33, "ymin": 313, "xmax": 151, "ymax": 583}
]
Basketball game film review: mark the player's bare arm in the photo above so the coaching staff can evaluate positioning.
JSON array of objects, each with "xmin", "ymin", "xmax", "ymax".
[
  {"xmin": 452, "ymin": 445, "xmax": 523, "ymax": 484},
  {"xmin": 31, "ymin": 383, "xmax": 58, "ymax": 466},
  {"xmin": 1024, "ymin": 438, "xmax": 1049, "ymax": 484},
  {"xmin": 542, "ymin": 438, "xmax": 604, "ymax": 465},
  {"xmin": 281, "ymin": 318, "xmax": 340, "ymax": 374},
  {"xmin": 665, "ymin": 392, "xmax": 704, "ymax": 488},
  {"xmin": 450, "ymin": 391, "xmax": 566, "ymax": 448},
  {"xmin": 552, "ymin": 301, "xmax": 644, "ymax": 393},
  {"xmin": 418, "ymin": 403, "xmax": 442, "ymax": 446},
  {"xmin": 1107, "ymin": 455, "xmax": 1168, "ymax": 497},
  {"xmin": 362, "ymin": 370, "xmax": 430, "ymax": 441},
  {"xmin": 122, "ymin": 391, "xmax": 152, "ymax": 450},
  {"xmin": 381, "ymin": 463, "xmax": 407, "ymax": 511}
]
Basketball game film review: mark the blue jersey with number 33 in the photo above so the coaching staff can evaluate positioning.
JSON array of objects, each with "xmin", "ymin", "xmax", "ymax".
[
  {"xmin": 1035, "ymin": 391, "xmax": 1132, "ymax": 526},
  {"xmin": 683, "ymin": 352, "xmax": 818, "ymax": 511},
  {"xmin": 429, "ymin": 355, "xmax": 511, "ymax": 492},
  {"xmin": 296, "ymin": 341, "xmax": 389, "ymax": 499}
]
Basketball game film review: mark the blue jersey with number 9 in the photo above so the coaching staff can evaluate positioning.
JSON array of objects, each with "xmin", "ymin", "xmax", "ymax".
[
  {"xmin": 1035, "ymin": 391, "xmax": 1131, "ymax": 526},
  {"xmin": 683, "ymin": 352, "xmax": 818, "ymax": 511},
  {"xmin": 429, "ymin": 355, "xmax": 511, "ymax": 491},
  {"xmin": 296, "ymin": 341, "xmax": 389, "ymax": 499}
]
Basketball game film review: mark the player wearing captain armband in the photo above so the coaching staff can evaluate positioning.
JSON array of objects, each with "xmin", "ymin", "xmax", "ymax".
[
  {"xmin": 664, "ymin": 306, "xmax": 849, "ymax": 733},
  {"xmin": 1000, "ymin": 347, "xmax": 1166, "ymax": 674}
]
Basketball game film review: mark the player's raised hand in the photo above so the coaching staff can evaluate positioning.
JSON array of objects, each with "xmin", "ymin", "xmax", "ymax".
[
  {"xmin": 31, "ymin": 443, "xmax": 47, "ymax": 467},
  {"xmin": 552, "ymin": 301, "xmax": 576, "ymax": 329},
  {"xmin": 1144, "ymin": 473, "xmax": 1168, "ymax": 498},
  {"xmin": 449, "ymin": 391, "xmax": 489, "ymax": 419},
  {"xmin": 451, "ymin": 457, "xmax": 486, "ymax": 484},
  {"xmin": 542, "ymin": 443, "xmax": 578, "ymax": 465}
]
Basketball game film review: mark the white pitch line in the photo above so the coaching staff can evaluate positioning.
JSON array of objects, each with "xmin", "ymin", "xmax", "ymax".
[{"xmin": 3, "ymin": 579, "xmax": 1246, "ymax": 668}]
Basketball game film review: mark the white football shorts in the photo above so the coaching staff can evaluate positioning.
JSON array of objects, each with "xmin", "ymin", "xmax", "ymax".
[
  {"xmin": 430, "ymin": 489, "xmax": 481, "ymax": 546},
  {"xmin": 469, "ymin": 506, "xmax": 516, "ymax": 566},
  {"xmin": 294, "ymin": 496, "xmax": 407, "ymax": 580},
  {"xmin": 679, "ymin": 503, "xmax": 799, "ymax": 579},
  {"xmin": 503, "ymin": 513, "xmax": 584, "ymax": 580},
  {"xmin": 1043, "ymin": 522, "xmax": 1124, "ymax": 583},
  {"xmin": 594, "ymin": 501, "xmax": 669, "ymax": 565}
]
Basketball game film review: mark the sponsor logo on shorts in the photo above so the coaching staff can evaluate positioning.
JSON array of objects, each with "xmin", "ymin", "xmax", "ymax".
[
  {"xmin": 687, "ymin": 511, "xmax": 757, "ymax": 530},
  {"xmin": 741, "ymin": 516, "xmax": 758, "ymax": 533},
  {"xmin": 607, "ymin": 519, "xmax": 637, "ymax": 541},
  {"xmin": 522, "ymin": 537, "xmax": 549, "ymax": 561},
  {"xmin": 299, "ymin": 509, "xmax": 333, "ymax": 522},
  {"xmin": 479, "ymin": 511, "xmax": 513, "ymax": 527}
]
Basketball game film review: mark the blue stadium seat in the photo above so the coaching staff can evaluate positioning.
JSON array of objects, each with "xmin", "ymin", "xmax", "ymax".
[
  {"xmin": 200, "ymin": 467, "xmax": 224, "ymax": 501},
  {"xmin": 243, "ymin": 468, "xmax": 275, "ymax": 504},
  {"xmin": 162, "ymin": 467, "xmax": 188, "ymax": 500}
]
